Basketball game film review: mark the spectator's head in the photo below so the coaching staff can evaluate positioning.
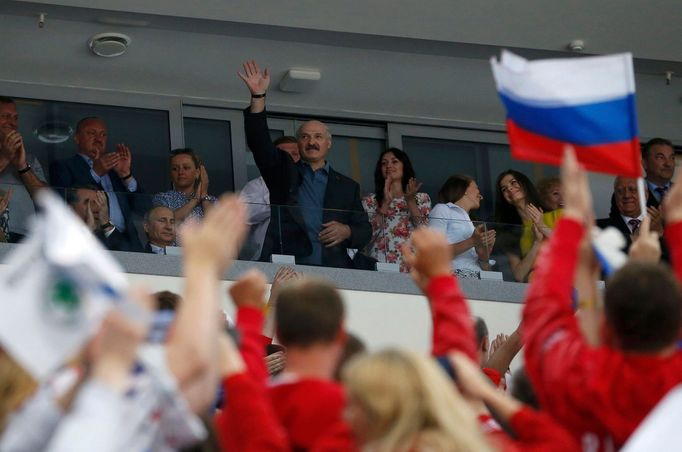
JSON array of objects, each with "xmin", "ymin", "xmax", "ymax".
[
  {"xmin": 604, "ymin": 262, "xmax": 682, "ymax": 353},
  {"xmin": 296, "ymin": 120, "xmax": 332, "ymax": 166},
  {"xmin": 536, "ymin": 176, "xmax": 563, "ymax": 211},
  {"xmin": 154, "ymin": 290, "xmax": 181, "ymax": 312},
  {"xmin": 342, "ymin": 349, "xmax": 489, "ymax": 450},
  {"xmin": 169, "ymin": 148, "xmax": 201, "ymax": 192},
  {"xmin": 511, "ymin": 367, "xmax": 539, "ymax": 410},
  {"xmin": 74, "ymin": 117, "xmax": 107, "ymax": 160},
  {"xmin": 473, "ymin": 316, "xmax": 489, "ymax": 365},
  {"xmin": 333, "ymin": 332, "xmax": 367, "ymax": 381},
  {"xmin": 275, "ymin": 278, "xmax": 345, "ymax": 349},
  {"xmin": 66, "ymin": 185, "xmax": 107, "ymax": 230},
  {"xmin": 613, "ymin": 176, "xmax": 643, "ymax": 218},
  {"xmin": 274, "ymin": 136, "xmax": 300, "ymax": 163},
  {"xmin": 642, "ymin": 138, "xmax": 675, "ymax": 186},
  {"xmin": 438, "ymin": 174, "xmax": 483, "ymax": 212},
  {"xmin": 373, "ymin": 148, "xmax": 417, "ymax": 204},
  {"xmin": 495, "ymin": 169, "xmax": 541, "ymax": 223},
  {"xmin": 143, "ymin": 206, "xmax": 176, "ymax": 247},
  {"xmin": 0, "ymin": 97, "xmax": 18, "ymax": 140}
]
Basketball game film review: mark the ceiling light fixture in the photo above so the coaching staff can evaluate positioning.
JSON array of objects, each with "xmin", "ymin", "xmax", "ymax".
[
  {"xmin": 279, "ymin": 68, "xmax": 321, "ymax": 93},
  {"xmin": 567, "ymin": 40, "xmax": 585, "ymax": 52},
  {"xmin": 88, "ymin": 32, "xmax": 131, "ymax": 58}
]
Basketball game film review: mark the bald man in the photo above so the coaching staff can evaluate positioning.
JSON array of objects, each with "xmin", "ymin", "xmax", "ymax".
[{"xmin": 238, "ymin": 60, "xmax": 370, "ymax": 268}]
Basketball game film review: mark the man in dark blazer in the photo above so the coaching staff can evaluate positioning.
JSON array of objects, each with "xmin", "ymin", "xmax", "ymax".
[
  {"xmin": 239, "ymin": 60, "xmax": 371, "ymax": 268},
  {"xmin": 642, "ymin": 137, "xmax": 676, "ymax": 209},
  {"xmin": 50, "ymin": 117, "xmax": 143, "ymax": 251},
  {"xmin": 597, "ymin": 176, "xmax": 666, "ymax": 259}
]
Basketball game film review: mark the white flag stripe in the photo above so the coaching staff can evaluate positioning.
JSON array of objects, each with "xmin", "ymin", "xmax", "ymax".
[{"xmin": 491, "ymin": 50, "xmax": 635, "ymax": 106}]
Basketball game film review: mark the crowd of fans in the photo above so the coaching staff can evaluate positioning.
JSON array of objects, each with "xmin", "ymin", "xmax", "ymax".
[
  {"xmin": 1, "ymin": 146, "xmax": 680, "ymax": 451},
  {"xmin": 0, "ymin": 57, "xmax": 681, "ymax": 451}
]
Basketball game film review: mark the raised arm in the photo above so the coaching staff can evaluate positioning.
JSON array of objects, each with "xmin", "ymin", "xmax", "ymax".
[
  {"xmin": 663, "ymin": 170, "xmax": 682, "ymax": 283},
  {"xmin": 522, "ymin": 148, "xmax": 597, "ymax": 427},
  {"xmin": 164, "ymin": 195, "xmax": 247, "ymax": 413},
  {"xmin": 402, "ymin": 228, "xmax": 477, "ymax": 360}
]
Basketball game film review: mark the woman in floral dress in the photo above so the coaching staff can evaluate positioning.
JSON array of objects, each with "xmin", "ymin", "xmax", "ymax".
[{"xmin": 362, "ymin": 148, "xmax": 430, "ymax": 272}]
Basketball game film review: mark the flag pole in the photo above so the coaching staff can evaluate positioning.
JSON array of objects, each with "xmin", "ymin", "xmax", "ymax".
[{"xmin": 637, "ymin": 178, "xmax": 647, "ymax": 218}]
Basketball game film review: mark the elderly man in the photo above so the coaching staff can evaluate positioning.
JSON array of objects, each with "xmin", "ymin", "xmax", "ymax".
[
  {"xmin": 597, "ymin": 176, "xmax": 664, "ymax": 255},
  {"xmin": 642, "ymin": 137, "xmax": 676, "ymax": 209},
  {"xmin": 0, "ymin": 97, "xmax": 48, "ymax": 241},
  {"xmin": 50, "ymin": 116, "xmax": 144, "ymax": 250},
  {"xmin": 143, "ymin": 206, "xmax": 176, "ymax": 254},
  {"xmin": 238, "ymin": 60, "xmax": 371, "ymax": 268}
]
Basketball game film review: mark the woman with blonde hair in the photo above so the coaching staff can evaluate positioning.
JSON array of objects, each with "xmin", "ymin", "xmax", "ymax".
[{"xmin": 342, "ymin": 348, "xmax": 492, "ymax": 452}]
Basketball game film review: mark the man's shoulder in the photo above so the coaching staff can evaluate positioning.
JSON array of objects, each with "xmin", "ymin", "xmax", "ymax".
[
  {"xmin": 50, "ymin": 154, "xmax": 81, "ymax": 169},
  {"xmin": 328, "ymin": 168, "xmax": 359, "ymax": 188}
]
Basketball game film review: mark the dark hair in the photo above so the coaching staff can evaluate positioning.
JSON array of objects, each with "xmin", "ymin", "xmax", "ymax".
[
  {"xmin": 438, "ymin": 175, "xmax": 474, "ymax": 204},
  {"xmin": 273, "ymin": 135, "xmax": 297, "ymax": 147},
  {"xmin": 511, "ymin": 367, "xmax": 539, "ymax": 410},
  {"xmin": 333, "ymin": 332, "xmax": 366, "ymax": 381},
  {"xmin": 154, "ymin": 290, "xmax": 181, "ymax": 312},
  {"xmin": 642, "ymin": 137, "xmax": 673, "ymax": 160},
  {"xmin": 604, "ymin": 262, "xmax": 682, "ymax": 353},
  {"xmin": 0, "ymin": 96, "xmax": 15, "ymax": 105},
  {"xmin": 275, "ymin": 278, "xmax": 345, "ymax": 348},
  {"xmin": 65, "ymin": 184, "xmax": 106, "ymax": 206},
  {"xmin": 75, "ymin": 116, "xmax": 104, "ymax": 134},
  {"xmin": 170, "ymin": 148, "xmax": 201, "ymax": 168},
  {"xmin": 473, "ymin": 316, "xmax": 488, "ymax": 349},
  {"xmin": 535, "ymin": 176, "xmax": 561, "ymax": 211},
  {"xmin": 374, "ymin": 148, "xmax": 417, "ymax": 207},
  {"xmin": 494, "ymin": 169, "xmax": 542, "ymax": 224}
]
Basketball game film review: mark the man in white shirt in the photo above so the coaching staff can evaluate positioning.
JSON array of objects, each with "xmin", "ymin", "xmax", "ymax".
[
  {"xmin": 0, "ymin": 96, "xmax": 48, "ymax": 240},
  {"xmin": 239, "ymin": 135, "xmax": 299, "ymax": 260}
]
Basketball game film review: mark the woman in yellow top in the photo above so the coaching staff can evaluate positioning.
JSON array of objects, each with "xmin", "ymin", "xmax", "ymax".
[{"xmin": 494, "ymin": 170, "xmax": 561, "ymax": 282}]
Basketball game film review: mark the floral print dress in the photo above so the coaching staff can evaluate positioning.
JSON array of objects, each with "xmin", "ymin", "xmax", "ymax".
[{"xmin": 362, "ymin": 192, "xmax": 431, "ymax": 272}]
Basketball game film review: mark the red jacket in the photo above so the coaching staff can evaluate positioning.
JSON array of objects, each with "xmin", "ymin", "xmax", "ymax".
[
  {"xmin": 522, "ymin": 218, "xmax": 682, "ymax": 449},
  {"xmin": 216, "ymin": 306, "xmax": 356, "ymax": 452},
  {"xmin": 426, "ymin": 272, "xmax": 579, "ymax": 451}
]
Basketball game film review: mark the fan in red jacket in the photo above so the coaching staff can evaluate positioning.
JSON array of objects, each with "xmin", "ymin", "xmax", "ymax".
[
  {"xmin": 522, "ymin": 149, "xmax": 682, "ymax": 450},
  {"xmin": 403, "ymin": 227, "xmax": 580, "ymax": 451},
  {"xmin": 215, "ymin": 271, "xmax": 356, "ymax": 452}
]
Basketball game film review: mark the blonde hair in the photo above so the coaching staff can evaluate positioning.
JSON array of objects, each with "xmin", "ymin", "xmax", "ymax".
[
  {"xmin": 0, "ymin": 349, "xmax": 37, "ymax": 434},
  {"xmin": 343, "ymin": 349, "xmax": 492, "ymax": 452}
]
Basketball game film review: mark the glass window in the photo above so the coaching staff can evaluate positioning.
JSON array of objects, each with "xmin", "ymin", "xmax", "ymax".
[
  {"xmin": 13, "ymin": 97, "xmax": 171, "ymax": 193},
  {"xmin": 183, "ymin": 117, "xmax": 234, "ymax": 194}
]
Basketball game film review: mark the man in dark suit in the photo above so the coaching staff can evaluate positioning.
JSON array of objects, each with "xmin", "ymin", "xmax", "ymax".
[
  {"xmin": 597, "ymin": 176, "xmax": 664, "ymax": 256},
  {"xmin": 142, "ymin": 206, "xmax": 176, "ymax": 255},
  {"xmin": 238, "ymin": 60, "xmax": 371, "ymax": 268},
  {"xmin": 66, "ymin": 185, "xmax": 133, "ymax": 252},
  {"xmin": 50, "ymin": 117, "xmax": 143, "ymax": 251},
  {"xmin": 642, "ymin": 137, "xmax": 676, "ymax": 209}
]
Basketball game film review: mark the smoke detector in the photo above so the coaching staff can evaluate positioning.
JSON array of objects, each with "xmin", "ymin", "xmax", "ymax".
[{"xmin": 88, "ymin": 32, "xmax": 131, "ymax": 57}]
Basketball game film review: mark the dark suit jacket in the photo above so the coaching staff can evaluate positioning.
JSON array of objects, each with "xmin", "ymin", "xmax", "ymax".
[
  {"xmin": 244, "ymin": 108, "xmax": 371, "ymax": 268},
  {"xmin": 50, "ymin": 154, "xmax": 144, "ymax": 251},
  {"xmin": 597, "ymin": 213, "xmax": 669, "ymax": 262},
  {"xmin": 645, "ymin": 181, "xmax": 674, "ymax": 209},
  {"xmin": 95, "ymin": 227, "xmax": 137, "ymax": 252}
]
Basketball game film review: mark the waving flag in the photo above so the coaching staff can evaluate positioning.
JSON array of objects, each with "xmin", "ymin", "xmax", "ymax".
[{"xmin": 491, "ymin": 50, "xmax": 641, "ymax": 177}]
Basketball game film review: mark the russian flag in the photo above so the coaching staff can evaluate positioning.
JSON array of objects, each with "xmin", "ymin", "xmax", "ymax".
[{"xmin": 491, "ymin": 51, "xmax": 641, "ymax": 177}]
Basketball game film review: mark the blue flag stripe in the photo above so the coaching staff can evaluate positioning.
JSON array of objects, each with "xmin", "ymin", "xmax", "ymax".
[{"xmin": 499, "ymin": 93, "xmax": 638, "ymax": 145}]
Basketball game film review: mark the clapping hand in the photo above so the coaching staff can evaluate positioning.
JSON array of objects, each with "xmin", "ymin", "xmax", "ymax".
[
  {"xmin": 92, "ymin": 151, "xmax": 120, "ymax": 177},
  {"xmin": 113, "ymin": 144, "xmax": 132, "ymax": 178},
  {"xmin": 197, "ymin": 165, "xmax": 209, "ymax": 199},
  {"xmin": 402, "ymin": 228, "xmax": 452, "ymax": 291},
  {"xmin": 405, "ymin": 177, "xmax": 422, "ymax": 201},
  {"xmin": 229, "ymin": 269, "xmax": 268, "ymax": 311},
  {"xmin": 0, "ymin": 189, "xmax": 12, "ymax": 216}
]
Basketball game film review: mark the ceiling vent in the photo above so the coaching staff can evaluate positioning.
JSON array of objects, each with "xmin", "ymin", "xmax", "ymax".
[{"xmin": 88, "ymin": 32, "xmax": 131, "ymax": 58}]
